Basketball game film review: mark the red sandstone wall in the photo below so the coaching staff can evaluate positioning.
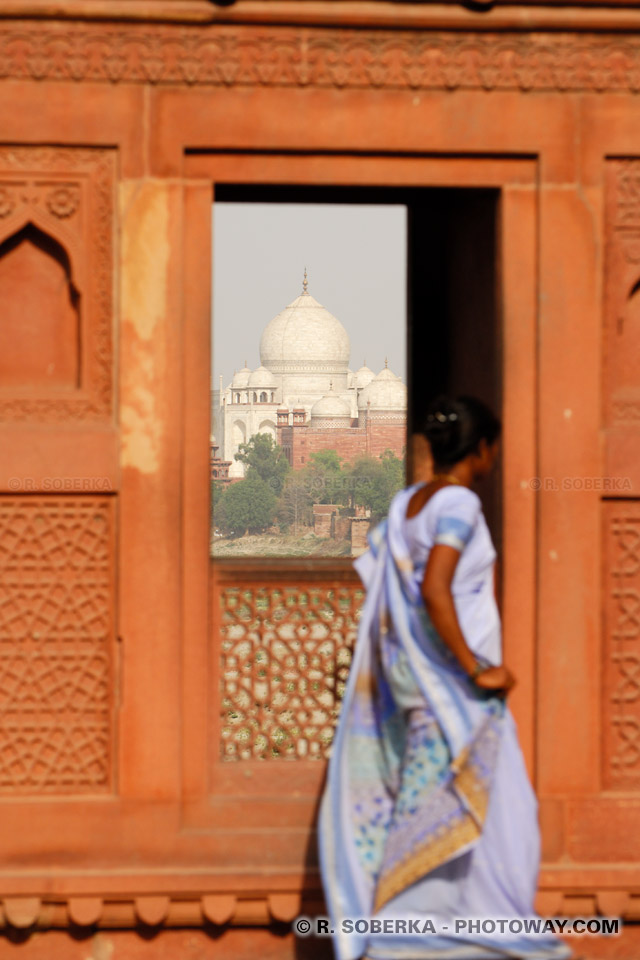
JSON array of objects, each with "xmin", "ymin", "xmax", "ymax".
[
  {"xmin": 366, "ymin": 421, "xmax": 408, "ymax": 461},
  {"xmin": 283, "ymin": 422, "xmax": 406, "ymax": 470},
  {"xmin": 0, "ymin": 2, "xmax": 637, "ymax": 957}
]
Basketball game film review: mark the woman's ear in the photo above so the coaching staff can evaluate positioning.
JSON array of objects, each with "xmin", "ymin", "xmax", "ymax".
[
  {"xmin": 473, "ymin": 437, "xmax": 495, "ymax": 474},
  {"xmin": 475, "ymin": 437, "xmax": 490, "ymax": 462}
]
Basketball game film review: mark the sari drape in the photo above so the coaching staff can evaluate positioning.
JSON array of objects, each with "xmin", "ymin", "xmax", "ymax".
[{"xmin": 318, "ymin": 486, "xmax": 572, "ymax": 960}]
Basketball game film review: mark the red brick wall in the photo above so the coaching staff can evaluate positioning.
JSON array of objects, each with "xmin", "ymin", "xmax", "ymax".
[
  {"xmin": 278, "ymin": 420, "xmax": 405, "ymax": 470},
  {"xmin": 351, "ymin": 517, "xmax": 371, "ymax": 555}
]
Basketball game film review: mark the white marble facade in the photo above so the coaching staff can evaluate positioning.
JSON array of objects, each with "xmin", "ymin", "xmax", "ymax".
[{"xmin": 216, "ymin": 277, "xmax": 406, "ymax": 477}]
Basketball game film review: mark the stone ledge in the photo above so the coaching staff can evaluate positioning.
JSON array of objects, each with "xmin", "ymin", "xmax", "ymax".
[
  {"xmin": 5, "ymin": 0, "xmax": 640, "ymax": 33},
  {"xmin": 0, "ymin": 889, "xmax": 635, "ymax": 930}
]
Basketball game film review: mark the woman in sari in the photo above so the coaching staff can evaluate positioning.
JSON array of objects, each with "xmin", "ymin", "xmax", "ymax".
[{"xmin": 318, "ymin": 395, "xmax": 577, "ymax": 960}]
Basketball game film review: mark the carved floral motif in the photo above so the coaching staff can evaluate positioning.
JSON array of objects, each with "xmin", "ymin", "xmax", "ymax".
[
  {"xmin": 45, "ymin": 184, "xmax": 80, "ymax": 219},
  {"xmin": 0, "ymin": 184, "xmax": 17, "ymax": 218},
  {"xmin": 0, "ymin": 25, "xmax": 639, "ymax": 92}
]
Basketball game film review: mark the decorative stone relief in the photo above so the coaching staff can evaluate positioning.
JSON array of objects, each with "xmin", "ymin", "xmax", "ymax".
[
  {"xmin": 219, "ymin": 584, "xmax": 361, "ymax": 760},
  {"xmin": 1, "ymin": 25, "xmax": 640, "ymax": 92},
  {"xmin": 0, "ymin": 147, "xmax": 113, "ymax": 420},
  {"xmin": 605, "ymin": 160, "xmax": 640, "ymax": 424},
  {"xmin": 0, "ymin": 498, "xmax": 114, "ymax": 792},
  {"xmin": 604, "ymin": 503, "xmax": 640, "ymax": 787}
]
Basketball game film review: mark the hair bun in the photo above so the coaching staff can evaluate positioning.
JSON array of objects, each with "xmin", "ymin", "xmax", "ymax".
[
  {"xmin": 423, "ymin": 395, "xmax": 460, "ymax": 452},
  {"xmin": 426, "ymin": 410, "xmax": 458, "ymax": 424},
  {"xmin": 421, "ymin": 394, "xmax": 501, "ymax": 467}
]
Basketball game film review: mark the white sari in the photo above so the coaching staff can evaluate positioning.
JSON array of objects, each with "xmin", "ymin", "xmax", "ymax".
[{"xmin": 318, "ymin": 484, "xmax": 572, "ymax": 960}]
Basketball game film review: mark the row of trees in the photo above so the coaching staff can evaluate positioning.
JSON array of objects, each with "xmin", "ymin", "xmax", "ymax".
[{"xmin": 212, "ymin": 434, "xmax": 405, "ymax": 538}]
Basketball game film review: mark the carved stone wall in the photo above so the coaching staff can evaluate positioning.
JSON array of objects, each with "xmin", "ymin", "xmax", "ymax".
[
  {"xmin": 0, "ymin": 147, "xmax": 114, "ymax": 421},
  {"xmin": 603, "ymin": 163, "xmax": 640, "ymax": 786},
  {"xmin": 0, "ymin": 6, "xmax": 636, "ymax": 956},
  {"xmin": 0, "ymin": 24, "xmax": 640, "ymax": 93},
  {"xmin": 603, "ymin": 504, "xmax": 640, "ymax": 788},
  {"xmin": 219, "ymin": 583, "xmax": 361, "ymax": 761},
  {"xmin": 0, "ymin": 498, "xmax": 114, "ymax": 793},
  {"xmin": 605, "ymin": 159, "xmax": 640, "ymax": 426}
]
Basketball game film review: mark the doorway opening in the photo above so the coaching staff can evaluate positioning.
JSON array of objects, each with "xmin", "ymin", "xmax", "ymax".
[
  {"xmin": 408, "ymin": 188, "xmax": 502, "ymax": 558},
  {"xmin": 211, "ymin": 184, "xmax": 501, "ymax": 564}
]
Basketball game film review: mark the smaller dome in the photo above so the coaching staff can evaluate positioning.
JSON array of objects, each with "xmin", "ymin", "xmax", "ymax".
[
  {"xmin": 248, "ymin": 365, "xmax": 278, "ymax": 389},
  {"xmin": 358, "ymin": 366, "xmax": 407, "ymax": 411},
  {"xmin": 372, "ymin": 367, "xmax": 396, "ymax": 382},
  {"xmin": 354, "ymin": 364, "xmax": 375, "ymax": 389},
  {"xmin": 232, "ymin": 364, "xmax": 251, "ymax": 388},
  {"xmin": 311, "ymin": 387, "xmax": 351, "ymax": 421}
]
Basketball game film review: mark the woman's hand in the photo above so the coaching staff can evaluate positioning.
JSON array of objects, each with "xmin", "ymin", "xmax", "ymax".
[
  {"xmin": 420, "ymin": 545, "xmax": 515, "ymax": 696},
  {"xmin": 473, "ymin": 664, "xmax": 516, "ymax": 695}
]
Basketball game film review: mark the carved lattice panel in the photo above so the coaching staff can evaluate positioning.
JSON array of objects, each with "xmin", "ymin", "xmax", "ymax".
[
  {"xmin": 220, "ymin": 584, "xmax": 362, "ymax": 760},
  {"xmin": 604, "ymin": 503, "xmax": 640, "ymax": 788},
  {"xmin": 0, "ymin": 498, "xmax": 114, "ymax": 792}
]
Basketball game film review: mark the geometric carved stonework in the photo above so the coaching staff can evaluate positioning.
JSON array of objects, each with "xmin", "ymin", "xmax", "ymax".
[
  {"xmin": 0, "ymin": 499, "xmax": 114, "ymax": 792},
  {"xmin": 0, "ymin": 147, "xmax": 114, "ymax": 421},
  {"xmin": 604, "ymin": 159, "xmax": 640, "ymax": 424},
  {"xmin": 7, "ymin": 26, "xmax": 640, "ymax": 94},
  {"xmin": 603, "ymin": 502, "xmax": 640, "ymax": 788},
  {"xmin": 219, "ymin": 585, "xmax": 362, "ymax": 760}
]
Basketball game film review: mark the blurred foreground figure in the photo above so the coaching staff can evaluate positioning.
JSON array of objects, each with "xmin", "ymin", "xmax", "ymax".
[{"xmin": 318, "ymin": 395, "xmax": 575, "ymax": 960}]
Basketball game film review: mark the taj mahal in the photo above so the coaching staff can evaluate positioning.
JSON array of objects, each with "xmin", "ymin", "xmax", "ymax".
[{"xmin": 213, "ymin": 273, "xmax": 407, "ymax": 478}]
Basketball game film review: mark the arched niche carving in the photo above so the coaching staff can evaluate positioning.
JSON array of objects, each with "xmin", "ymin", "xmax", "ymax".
[
  {"xmin": 0, "ymin": 222, "xmax": 81, "ymax": 389},
  {"xmin": 258, "ymin": 419, "xmax": 276, "ymax": 439}
]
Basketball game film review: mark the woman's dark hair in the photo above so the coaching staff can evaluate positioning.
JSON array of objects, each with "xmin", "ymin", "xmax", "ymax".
[{"xmin": 421, "ymin": 394, "xmax": 501, "ymax": 467}]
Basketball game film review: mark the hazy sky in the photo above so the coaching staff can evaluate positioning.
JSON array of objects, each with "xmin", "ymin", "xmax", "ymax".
[{"xmin": 211, "ymin": 203, "xmax": 407, "ymax": 389}]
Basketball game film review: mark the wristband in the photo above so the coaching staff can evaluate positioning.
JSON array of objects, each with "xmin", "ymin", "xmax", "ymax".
[{"xmin": 469, "ymin": 658, "xmax": 486, "ymax": 681}]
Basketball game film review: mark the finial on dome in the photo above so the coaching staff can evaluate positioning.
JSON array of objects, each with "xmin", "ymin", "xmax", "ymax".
[
  {"xmin": 302, "ymin": 267, "xmax": 308, "ymax": 294},
  {"xmin": 385, "ymin": 357, "xmax": 388, "ymax": 369}
]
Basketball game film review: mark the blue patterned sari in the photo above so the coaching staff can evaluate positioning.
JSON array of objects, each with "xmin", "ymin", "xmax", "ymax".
[{"xmin": 318, "ymin": 487, "xmax": 572, "ymax": 960}]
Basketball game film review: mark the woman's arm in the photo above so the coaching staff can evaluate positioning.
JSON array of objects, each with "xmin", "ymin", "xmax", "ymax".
[
  {"xmin": 421, "ymin": 543, "xmax": 478, "ymax": 676},
  {"xmin": 422, "ymin": 544, "xmax": 516, "ymax": 692}
]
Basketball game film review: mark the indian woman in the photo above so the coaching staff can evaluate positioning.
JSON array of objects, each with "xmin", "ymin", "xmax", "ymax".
[{"xmin": 318, "ymin": 394, "xmax": 577, "ymax": 960}]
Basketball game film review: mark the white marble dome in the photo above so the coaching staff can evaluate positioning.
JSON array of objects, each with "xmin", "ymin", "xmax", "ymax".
[
  {"xmin": 354, "ymin": 364, "xmax": 375, "ymax": 389},
  {"xmin": 260, "ymin": 287, "xmax": 350, "ymax": 375},
  {"xmin": 311, "ymin": 390, "xmax": 351, "ymax": 420},
  {"xmin": 248, "ymin": 365, "xmax": 278, "ymax": 389},
  {"xmin": 231, "ymin": 364, "xmax": 251, "ymax": 389},
  {"xmin": 358, "ymin": 366, "xmax": 407, "ymax": 411}
]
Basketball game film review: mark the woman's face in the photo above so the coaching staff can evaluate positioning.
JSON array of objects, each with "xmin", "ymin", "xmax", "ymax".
[{"xmin": 474, "ymin": 437, "xmax": 500, "ymax": 477}]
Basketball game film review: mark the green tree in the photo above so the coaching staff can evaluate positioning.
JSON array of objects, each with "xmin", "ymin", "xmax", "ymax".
[
  {"xmin": 277, "ymin": 473, "xmax": 314, "ymax": 534},
  {"xmin": 211, "ymin": 478, "xmax": 228, "ymax": 530},
  {"xmin": 215, "ymin": 473, "xmax": 277, "ymax": 536},
  {"xmin": 304, "ymin": 449, "xmax": 350, "ymax": 505},
  {"xmin": 380, "ymin": 448, "xmax": 405, "ymax": 493},
  {"xmin": 235, "ymin": 433, "xmax": 290, "ymax": 496},
  {"xmin": 348, "ymin": 450, "xmax": 405, "ymax": 523}
]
